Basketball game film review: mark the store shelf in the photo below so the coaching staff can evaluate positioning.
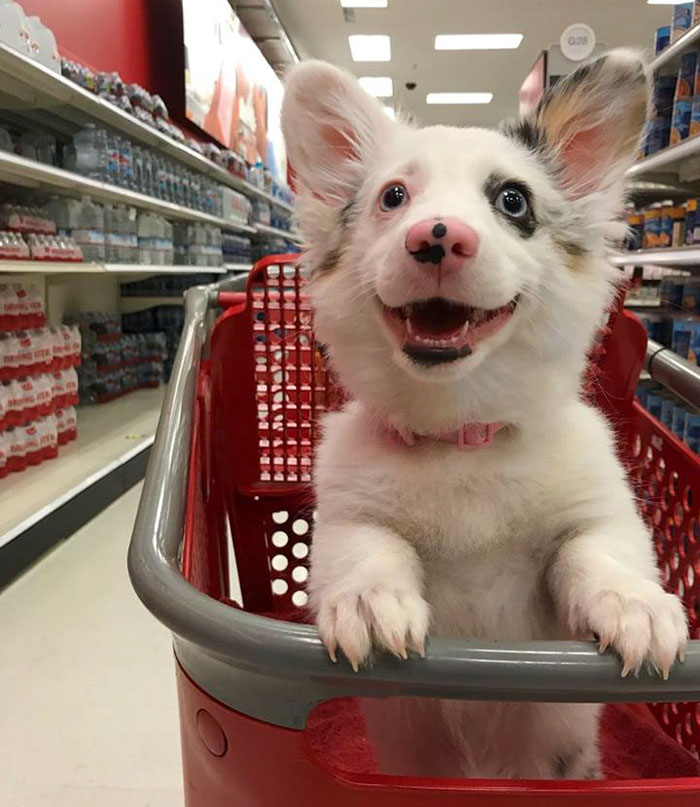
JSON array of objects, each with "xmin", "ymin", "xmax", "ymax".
[
  {"xmin": 0, "ymin": 149, "xmax": 259, "ymax": 234},
  {"xmin": 253, "ymin": 222, "xmax": 302, "ymax": 242},
  {"xmin": 223, "ymin": 262, "xmax": 253, "ymax": 272},
  {"xmin": 627, "ymin": 137, "xmax": 700, "ymax": 180},
  {"xmin": 625, "ymin": 297, "xmax": 662, "ymax": 308},
  {"xmin": 651, "ymin": 25, "xmax": 700, "ymax": 74},
  {"xmin": 0, "ymin": 42, "xmax": 294, "ymax": 214},
  {"xmin": 610, "ymin": 247, "xmax": 700, "ymax": 267},
  {"xmin": 0, "ymin": 260, "xmax": 227, "ymax": 274},
  {"xmin": 0, "ymin": 386, "xmax": 163, "ymax": 550},
  {"xmin": 120, "ymin": 295, "xmax": 183, "ymax": 312}
]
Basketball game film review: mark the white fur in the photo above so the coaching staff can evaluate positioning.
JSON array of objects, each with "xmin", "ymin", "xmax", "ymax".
[{"xmin": 281, "ymin": 52, "xmax": 687, "ymax": 779}]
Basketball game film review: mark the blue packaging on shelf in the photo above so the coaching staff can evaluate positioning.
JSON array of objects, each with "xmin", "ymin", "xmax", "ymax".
[
  {"xmin": 671, "ymin": 99, "xmax": 693, "ymax": 145},
  {"xmin": 673, "ymin": 3, "xmax": 694, "ymax": 42},
  {"xmin": 673, "ymin": 403, "xmax": 688, "ymax": 438},
  {"xmin": 662, "ymin": 396, "xmax": 677, "ymax": 428},
  {"xmin": 676, "ymin": 52, "xmax": 698, "ymax": 100},
  {"xmin": 684, "ymin": 410, "xmax": 700, "ymax": 452},
  {"xmin": 655, "ymin": 25, "xmax": 671, "ymax": 54},
  {"xmin": 646, "ymin": 391, "xmax": 664, "ymax": 420}
]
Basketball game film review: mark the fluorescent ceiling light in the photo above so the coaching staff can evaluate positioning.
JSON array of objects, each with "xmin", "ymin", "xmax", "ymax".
[
  {"xmin": 382, "ymin": 106, "xmax": 396, "ymax": 120},
  {"xmin": 435, "ymin": 34, "xmax": 523, "ymax": 50},
  {"xmin": 341, "ymin": 0, "xmax": 388, "ymax": 6},
  {"xmin": 348, "ymin": 34, "xmax": 391, "ymax": 61},
  {"xmin": 426, "ymin": 92, "xmax": 493, "ymax": 105},
  {"xmin": 358, "ymin": 76, "xmax": 393, "ymax": 97},
  {"xmin": 647, "ymin": 1, "xmax": 685, "ymax": 4}
]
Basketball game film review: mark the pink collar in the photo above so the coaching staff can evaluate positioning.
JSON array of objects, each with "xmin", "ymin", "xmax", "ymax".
[{"xmin": 387, "ymin": 421, "xmax": 505, "ymax": 450}]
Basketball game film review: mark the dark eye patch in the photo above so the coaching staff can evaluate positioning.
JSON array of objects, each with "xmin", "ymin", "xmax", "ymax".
[{"xmin": 483, "ymin": 173, "xmax": 537, "ymax": 238}]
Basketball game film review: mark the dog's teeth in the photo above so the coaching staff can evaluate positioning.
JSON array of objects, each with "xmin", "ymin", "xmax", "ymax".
[
  {"xmin": 460, "ymin": 321, "xmax": 470, "ymax": 337},
  {"xmin": 406, "ymin": 318, "xmax": 415, "ymax": 337}
]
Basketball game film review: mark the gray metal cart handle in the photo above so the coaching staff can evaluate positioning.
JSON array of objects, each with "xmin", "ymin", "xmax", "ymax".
[{"xmin": 128, "ymin": 285, "xmax": 700, "ymax": 730}]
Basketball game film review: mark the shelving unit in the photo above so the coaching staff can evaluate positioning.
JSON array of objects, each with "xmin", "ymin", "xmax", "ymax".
[
  {"xmin": 651, "ymin": 23, "xmax": 700, "ymax": 73},
  {"xmin": 0, "ymin": 387, "xmax": 163, "ymax": 585},
  {"xmin": 0, "ymin": 260, "xmax": 229, "ymax": 274},
  {"xmin": 120, "ymin": 295, "xmax": 184, "ymax": 313},
  {"xmin": 0, "ymin": 41, "xmax": 294, "ymax": 214}
]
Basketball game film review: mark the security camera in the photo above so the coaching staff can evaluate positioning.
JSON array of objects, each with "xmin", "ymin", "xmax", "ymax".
[{"xmin": 405, "ymin": 81, "xmax": 416, "ymax": 91}]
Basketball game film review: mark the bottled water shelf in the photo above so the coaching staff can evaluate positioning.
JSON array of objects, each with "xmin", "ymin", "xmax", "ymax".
[
  {"xmin": 0, "ymin": 148, "xmax": 261, "ymax": 233},
  {"xmin": 0, "ymin": 42, "xmax": 294, "ymax": 214},
  {"xmin": 610, "ymin": 247, "xmax": 700, "ymax": 267},
  {"xmin": 254, "ymin": 222, "xmax": 302, "ymax": 242},
  {"xmin": 0, "ymin": 260, "xmax": 228, "ymax": 275},
  {"xmin": 119, "ymin": 295, "xmax": 184, "ymax": 313},
  {"xmin": 0, "ymin": 386, "xmax": 163, "ymax": 550}
]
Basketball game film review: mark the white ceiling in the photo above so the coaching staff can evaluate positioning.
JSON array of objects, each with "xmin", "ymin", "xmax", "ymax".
[{"xmin": 264, "ymin": 0, "xmax": 672, "ymax": 128}]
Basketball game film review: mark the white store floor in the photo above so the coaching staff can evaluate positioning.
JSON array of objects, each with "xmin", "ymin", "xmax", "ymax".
[{"xmin": 0, "ymin": 483, "xmax": 183, "ymax": 807}]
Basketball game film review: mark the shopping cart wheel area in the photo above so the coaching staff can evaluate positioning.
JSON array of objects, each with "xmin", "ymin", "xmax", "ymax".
[{"xmin": 129, "ymin": 255, "xmax": 700, "ymax": 805}]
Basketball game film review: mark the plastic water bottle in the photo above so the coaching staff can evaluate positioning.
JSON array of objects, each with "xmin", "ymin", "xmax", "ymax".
[
  {"xmin": 107, "ymin": 134, "xmax": 121, "ymax": 186},
  {"xmin": 120, "ymin": 138, "xmax": 134, "ymax": 189},
  {"xmin": 72, "ymin": 124, "xmax": 107, "ymax": 181},
  {"xmin": 72, "ymin": 196, "xmax": 105, "ymax": 262}
]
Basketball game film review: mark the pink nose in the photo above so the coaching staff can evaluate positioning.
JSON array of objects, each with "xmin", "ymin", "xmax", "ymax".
[{"xmin": 405, "ymin": 217, "xmax": 480, "ymax": 272}]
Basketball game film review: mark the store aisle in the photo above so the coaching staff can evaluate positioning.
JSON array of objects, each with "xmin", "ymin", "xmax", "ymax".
[{"xmin": 0, "ymin": 484, "xmax": 183, "ymax": 807}]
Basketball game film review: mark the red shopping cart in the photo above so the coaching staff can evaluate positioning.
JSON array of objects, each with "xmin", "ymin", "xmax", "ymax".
[{"xmin": 129, "ymin": 255, "xmax": 700, "ymax": 806}]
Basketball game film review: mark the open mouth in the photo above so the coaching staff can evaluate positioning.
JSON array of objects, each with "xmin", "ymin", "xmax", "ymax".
[{"xmin": 382, "ymin": 296, "xmax": 519, "ymax": 366}]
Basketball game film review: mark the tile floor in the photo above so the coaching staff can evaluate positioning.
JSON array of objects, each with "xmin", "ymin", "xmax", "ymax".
[{"xmin": 0, "ymin": 483, "xmax": 183, "ymax": 807}]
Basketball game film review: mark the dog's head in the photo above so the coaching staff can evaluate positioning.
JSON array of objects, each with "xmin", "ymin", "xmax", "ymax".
[{"xmin": 281, "ymin": 51, "xmax": 649, "ymax": 432}]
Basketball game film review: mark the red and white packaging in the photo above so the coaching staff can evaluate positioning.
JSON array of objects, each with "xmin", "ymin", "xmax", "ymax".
[
  {"xmin": 56, "ymin": 406, "xmax": 77, "ymax": 444},
  {"xmin": 5, "ymin": 426, "xmax": 27, "ymax": 472},
  {"xmin": 0, "ymin": 430, "xmax": 8, "ymax": 478},
  {"xmin": 38, "ymin": 413, "xmax": 58, "ymax": 459},
  {"xmin": 0, "ymin": 332, "xmax": 20, "ymax": 380},
  {"xmin": 22, "ymin": 421, "xmax": 41, "ymax": 465},
  {"xmin": 63, "ymin": 366, "xmax": 78, "ymax": 401},
  {"xmin": 17, "ymin": 375, "xmax": 37, "ymax": 420},
  {"xmin": 16, "ymin": 330, "xmax": 34, "ymax": 373},
  {"xmin": 32, "ymin": 327, "xmax": 53, "ymax": 372},
  {"xmin": 0, "ymin": 380, "xmax": 8, "ymax": 430},
  {"xmin": 50, "ymin": 369, "xmax": 66, "ymax": 408},
  {"xmin": 34, "ymin": 373, "xmax": 52, "ymax": 416}
]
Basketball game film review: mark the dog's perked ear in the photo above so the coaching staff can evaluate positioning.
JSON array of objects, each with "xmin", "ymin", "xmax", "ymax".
[
  {"xmin": 519, "ymin": 49, "xmax": 650, "ymax": 199},
  {"xmin": 281, "ymin": 61, "xmax": 392, "ymax": 206}
]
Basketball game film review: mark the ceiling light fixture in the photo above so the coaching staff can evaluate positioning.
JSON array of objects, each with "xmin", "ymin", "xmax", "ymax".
[
  {"xmin": 426, "ymin": 92, "xmax": 493, "ymax": 105},
  {"xmin": 358, "ymin": 76, "xmax": 394, "ymax": 97},
  {"xmin": 434, "ymin": 34, "xmax": 523, "ymax": 50},
  {"xmin": 383, "ymin": 106, "xmax": 396, "ymax": 120},
  {"xmin": 340, "ymin": 0, "xmax": 388, "ymax": 7},
  {"xmin": 646, "ymin": 1, "xmax": 686, "ymax": 5},
  {"xmin": 348, "ymin": 34, "xmax": 391, "ymax": 61}
]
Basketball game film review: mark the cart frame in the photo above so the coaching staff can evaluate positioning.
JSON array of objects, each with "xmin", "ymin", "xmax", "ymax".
[{"xmin": 128, "ymin": 274, "xmax": 700, "ymax": 733}]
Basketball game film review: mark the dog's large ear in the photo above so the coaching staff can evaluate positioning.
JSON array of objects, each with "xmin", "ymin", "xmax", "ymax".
[
  {"xmin": 522, "ymin": 49, "xmax": 649, "ymax": 199},
  {"xmin": 282, "ymin": 61, "xmax": 392, "ymax": 205}
]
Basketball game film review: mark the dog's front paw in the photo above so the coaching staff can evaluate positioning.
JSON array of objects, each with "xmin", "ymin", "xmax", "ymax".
[
  {"xmin": 316, "ymin": 588, "xmax": 430, "ymax": 671},
  {"xmin": 585, "ymin": 581, "xmax": 687, "ymax": 678}
]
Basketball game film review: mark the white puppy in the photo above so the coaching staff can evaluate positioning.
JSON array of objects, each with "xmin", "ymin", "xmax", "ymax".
[{"xmin": 281, "ymin": 50, "xmax": 687, "ymax": 779}]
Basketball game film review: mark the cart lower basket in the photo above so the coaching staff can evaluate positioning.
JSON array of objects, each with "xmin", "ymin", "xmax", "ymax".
[{"xmin": 129, "ymin": 256, "xmax": 700, "ymax": 805}]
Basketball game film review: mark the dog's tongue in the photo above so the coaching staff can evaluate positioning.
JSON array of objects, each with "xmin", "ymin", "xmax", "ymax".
[{"xmin": 408, "ymin": 299, "xmax": 468, "ymax": 337}]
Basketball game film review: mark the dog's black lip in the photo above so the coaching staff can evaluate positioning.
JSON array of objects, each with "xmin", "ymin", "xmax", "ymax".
[{"xmin": 403, "ymin": 343, "xmax": 473, "ymax": 365}]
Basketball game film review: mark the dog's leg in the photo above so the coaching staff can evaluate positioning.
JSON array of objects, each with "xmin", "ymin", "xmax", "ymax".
[
  {"xmin": 549, "ymin": 529, "xmax": 688, "ymax": 678},
  {"xmin": 309, "ymin": 521, "xmax": 430, "ymax": 670}
]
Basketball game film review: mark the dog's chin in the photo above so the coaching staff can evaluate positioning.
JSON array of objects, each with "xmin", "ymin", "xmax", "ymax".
[{"xmin": 377, "ymin": 295, "xmax": 519, "ymax": 381}]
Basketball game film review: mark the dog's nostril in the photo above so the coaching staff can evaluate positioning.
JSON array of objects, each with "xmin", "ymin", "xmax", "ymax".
[
  {"xmin": 451, "ymin": 242, "xmax": 469, "ymax": 257},
  {"xmin": 432, "ymin": 222, "xmax": 447, "ymax": 239},
  {"xmin": 419, "ymin": 240, "xmax": 431, "ymax": 251}
]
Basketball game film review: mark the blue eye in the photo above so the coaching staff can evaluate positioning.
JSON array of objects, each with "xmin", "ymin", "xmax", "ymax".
[
  {"xmin": 496, "ymin": 187, "xmax": 528, "ymax": 218},
  {"xmin": 380, "ymin": 183, "xmax": 408, "ymax": 211}
]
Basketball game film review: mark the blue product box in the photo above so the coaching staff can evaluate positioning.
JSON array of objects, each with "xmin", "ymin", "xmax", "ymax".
[
  {"xmin": 673, "ymin": 3, "xmax": 694, "ymax": 42},
  {"xmin": 672, "ymin": 318, "xmax": 694, "ymax": 359},
  {"xmin": 647, "ymin": 392, "xmax": 664, "ymax": 420},
  {"xmin": 673, "ymin": 403, "xmax": 688, "ymax": 438},
  {"xmin": 662, "ymin": 396, "xmax": 677, "ymax": 428},
  {"xmin": 684, "ymin": 410, "xmax": 700, "ymax": 452},
  {"xmin": 655, "ymin": 25, "xmax": 671, "ymax": 54},
  {"xmin": 671, "ymin": 98, "xmax": 693, "ymax": 144}
]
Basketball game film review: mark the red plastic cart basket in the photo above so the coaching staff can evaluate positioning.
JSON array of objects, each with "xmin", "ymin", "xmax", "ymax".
[{"xmin": 129, "ymin": 255, "xmax": 700, "ymax": 806}]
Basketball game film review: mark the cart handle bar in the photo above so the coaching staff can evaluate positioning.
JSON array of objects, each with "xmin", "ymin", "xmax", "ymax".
[
  {"xmin": 128, "ymin": 283, "xmax": 700, "ymax": 718},
  {"xmin": 646, "ymin": 338, "xmax": 700, "ymax": 409}
]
